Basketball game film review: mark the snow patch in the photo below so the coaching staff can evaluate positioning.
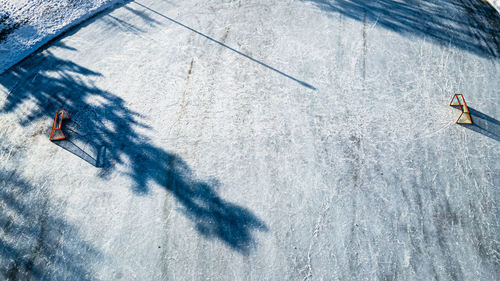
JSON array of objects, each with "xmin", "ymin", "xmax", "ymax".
[
  {"xmin": 486, "ymin": 0, "xmax": 500, "ymax": 13},
  {"xmin": 0, "ymin": 0, "xmax": 126, "ymax": 73}
]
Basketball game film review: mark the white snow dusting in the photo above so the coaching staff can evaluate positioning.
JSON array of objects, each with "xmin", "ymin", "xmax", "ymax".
[
  {"xmin": 0, "ymin": 0, "xmax": 125, "ymax": 73},
  {"xmin": 487, "ymin": 0, "xmax": 500, "ymax": 13}
]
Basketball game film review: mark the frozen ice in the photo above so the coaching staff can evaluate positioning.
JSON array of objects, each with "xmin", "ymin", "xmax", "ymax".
[{"xmin": 0, "ymin": 0, "xmax": 499, "ymax": 280}]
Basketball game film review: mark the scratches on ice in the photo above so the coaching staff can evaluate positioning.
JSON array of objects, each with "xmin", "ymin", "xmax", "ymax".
[
  {"xmin": 132, "ymin": 1, "xmax": 317, "ymax": 90},
  {"xmin": 301, "ymin": 191, "xmax": 337, "ymax": 281}
]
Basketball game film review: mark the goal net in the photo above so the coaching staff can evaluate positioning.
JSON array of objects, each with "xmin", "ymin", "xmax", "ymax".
[
  {"xmin": 49, "ymin": 109, "xmax": 70, "ymax": 140},
  {"xmin": 450, "ymin": 94, "xmax": 472, "ymax": 124}
]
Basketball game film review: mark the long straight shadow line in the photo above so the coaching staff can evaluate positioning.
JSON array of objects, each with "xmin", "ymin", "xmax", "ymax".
[
  {"xmin": 132, "ymin": 1, "xmax": 317, "ymax": 90},
  {"xmin": 469, "ymin": 107, "xmax": 500, "ymax": 126},
  {"xmin": 460, "ymin": 123, "xmax": 500, "ymax": 142}
]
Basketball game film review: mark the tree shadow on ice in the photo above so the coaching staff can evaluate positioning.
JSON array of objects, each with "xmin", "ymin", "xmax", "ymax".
[
  {"xmin": 303, "ymin": 0, "xmax": 500, "ymax": 59},
  {"xmin": 0, "ymin": 169, "xmax": 100, "ymax": 280},
  {"xmin": 0, "ymin": 46, "xmax": 267, "ymax": 255},
  {"xmin": 459, "ymin": 107, "xmax": 500, "ymax": 142}
]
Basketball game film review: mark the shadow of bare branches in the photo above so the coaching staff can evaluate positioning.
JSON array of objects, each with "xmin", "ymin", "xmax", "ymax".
[
  {"xmin": 303, "ymin": 0, "xmax": 500, "ymax": 59},
  {"xmin": 0, "ymin": 38, "xmax": 267, "ymax": 255},
  {"xmin": 0, "ymin": 169, "xmax": 100, "ymax": 280}
]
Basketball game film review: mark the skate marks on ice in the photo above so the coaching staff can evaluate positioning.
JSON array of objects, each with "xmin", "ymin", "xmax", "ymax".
[
  {"xmin": 0, "ymin": 169, "xmax": 100, "ymax": 281},
  {"xmin": 0, "ymin": 47, "xmax": 267, "ymax": 255},
  {"xmin": 303, "ymin": 0, "xmax": 500, "ymax": 58},
  {"xmin": 131, "ymin": 1, "xmax": 316, "ymax": 90}
]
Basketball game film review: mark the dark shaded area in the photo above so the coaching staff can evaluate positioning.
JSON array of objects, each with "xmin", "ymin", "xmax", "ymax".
[
  {"xmin": 53, "ymin": 137, "xmax": 108, "ymax": 168},
  {"xmin": 0, "ymin": 12, "xmax": 27, "ymax": 43},
  {"xmin": 303, "ymin": 0, "xmax": 500, "ymax": 58},
  {"xmin": 123, "ymin": 5, "xmax": 163, "ymax": 26},
  {"xmin": 0, "ymin": 169, "xmax": 100, "ymax": 280},
  {"xmin": 0, "ymin": 38, "xmax": 267, "ymax": 255},
  {"xmin": 132, "ymin": 1, "xmax": 316, "ymax": 90},
  {"xmin": 460, "ymin": 107, "xmax": 500, "ymax": 142}
]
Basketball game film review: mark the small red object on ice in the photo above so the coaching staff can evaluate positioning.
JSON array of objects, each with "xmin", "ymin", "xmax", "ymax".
[
  {"xmin": 450, "ymin": 94, "xmax": 472, "ymax": 124},
  {"xmin": 49, "ymin": 109, "xmax": 70, "ymax": 141}
]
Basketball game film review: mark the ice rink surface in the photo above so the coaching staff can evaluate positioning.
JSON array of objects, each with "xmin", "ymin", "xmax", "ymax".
[{"xmin": 1, "ymin": 0, "xmax": 499, "ymax": 280}]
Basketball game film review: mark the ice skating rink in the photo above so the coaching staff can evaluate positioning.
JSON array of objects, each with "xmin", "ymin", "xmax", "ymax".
[{"xmin": 1, "ymin": 0, "xmax": 499, "ymax": 280}]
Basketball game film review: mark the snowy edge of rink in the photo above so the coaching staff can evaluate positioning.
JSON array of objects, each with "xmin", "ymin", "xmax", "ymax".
[
  {"xmin": 486, "ymin": 0, "xmax": 500, "ymax": 14},
  {"xmin": 0, "ymin": 0, "xmax": 499, "ymax": 75},
  {"xmin": 0, "ymin": 0, "xmax": 126, "ymax": 74}
]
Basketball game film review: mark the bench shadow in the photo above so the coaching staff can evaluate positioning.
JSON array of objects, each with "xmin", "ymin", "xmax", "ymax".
[{"xmin": 459, "ymin": 107, "xmax": 500, "ymax": 142}]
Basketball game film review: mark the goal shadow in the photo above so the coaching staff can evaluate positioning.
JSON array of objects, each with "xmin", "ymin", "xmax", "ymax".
[
  {"xmin": 460, "ymin": 107, "xmax": 500, "ymax": 142},
  {"xmin": 52, "ymin": 136, "xmax": 108, "ymax": 168}
]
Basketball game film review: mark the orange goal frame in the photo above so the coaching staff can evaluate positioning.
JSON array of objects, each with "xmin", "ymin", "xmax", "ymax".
[
  {"xmin": 449, "ymin": 94, "xmax": 472, "ymax": 124},
  {"xmin": 49, "ymin": 108, "xmax": 70, "ymax": 141}
]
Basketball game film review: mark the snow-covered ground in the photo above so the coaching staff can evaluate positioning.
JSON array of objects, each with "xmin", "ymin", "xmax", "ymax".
[
  {"xmin": 0, "ymin": 0, "xmax": 127, "ymax": 73},
  {"xmin": 488, "ymin": 0, "xmax": 500, "ymax": 13},
  {"xmin": 1, "ymin": 0, "xmax": 499, "ymax": 280}
]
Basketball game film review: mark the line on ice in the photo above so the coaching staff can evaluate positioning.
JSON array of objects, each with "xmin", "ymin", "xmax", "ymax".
[{"xmin": 132, "ymin": 1, "xmax": 317, "ymax": 90}]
